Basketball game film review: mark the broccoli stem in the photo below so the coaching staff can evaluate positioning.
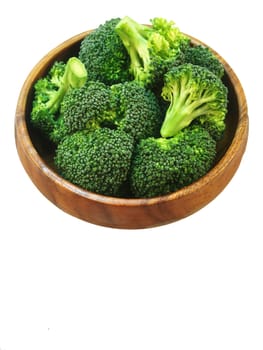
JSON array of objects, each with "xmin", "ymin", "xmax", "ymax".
[
  {"xmin": 160, "ymin": 86, "xmax": 215, "ymax": 138},
  {"xmin": 115, "ymin": 16, "xmax": 151, "ymax": 81},
  {"xmin": 47, "ymin": 57, "xmax": 87, "ymax": 114}
]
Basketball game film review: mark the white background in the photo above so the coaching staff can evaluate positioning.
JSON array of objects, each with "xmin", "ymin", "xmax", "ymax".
[{"xmin": 0, "ymin": 1, "xmax": 262, "ymax": 349}]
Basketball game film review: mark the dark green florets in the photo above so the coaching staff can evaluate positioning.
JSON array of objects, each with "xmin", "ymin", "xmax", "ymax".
[
  {"xmin": 51, "ymin": 80, "xmax": 163, "ymax": 144},
  {"xmin": 61, "ymin": 81, "xmax": 113, "ymax": 133},
  {"xmin": 130, "ymin": 125, "xmax": 217, "ymax": 198},
  {"xmin": 79, "ymin": 18, "xmax": 131, "ymax": 85},
  {"xmin": 51, "ymin": 81, "xmax": 115, "ymax": 143},
  {"xmin": 183, "ymin": 45, "xmax": 225, "ymax": 78},
  {"xmin": 54, "ymin": 128, "xmax": 134, "ymax": 196},
  {"xmin": 111, "ymin": 81, "xmax": 163, "ymax": 141}
]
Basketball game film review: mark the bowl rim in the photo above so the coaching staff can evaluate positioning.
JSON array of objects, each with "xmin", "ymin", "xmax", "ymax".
[{"xmin": 15, "ymin": 30, "xmax": 249, "ymax": 208}]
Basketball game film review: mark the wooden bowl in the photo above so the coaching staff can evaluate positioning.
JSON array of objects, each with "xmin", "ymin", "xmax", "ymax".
[{"xmin": 15, "ymin": 30, "xmax": 248, "ymax": 229}]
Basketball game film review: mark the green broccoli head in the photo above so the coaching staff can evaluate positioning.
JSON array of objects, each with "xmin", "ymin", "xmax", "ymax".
[
  {"xmin": 51, "ymin": 80, "xmax": 162, "ymax": 144},
  {"xmin": 79, "ymin": 18, "xmax": 132, "ymax": 85},
  {"xmin": 30, "ymin": 57, "xmax": 87, "ymax": 140},
  {"xmin": 160, "ymin": 63, "xmax": 228, "ymax": 140},
  {"xmin": 111, "ymin": 81, "xmax": 163, "ymax": 141},
  {"xmin": 115, "ymin": 16, "xmax": 189, "ymax": 87},
  {"xmin": 130, "ymin": 125, "xmax": 217, "ymax": 198},
  {"xmin": 54, "ymin": 128, "xmax": 134, "ymax": 197},
  {"xmin": 183, "ymin": 45, "xmax": 225, "ymax": 78},
  {"xmin": 51, "ymin": 81, "xmax": 116, "ymax": 144}
]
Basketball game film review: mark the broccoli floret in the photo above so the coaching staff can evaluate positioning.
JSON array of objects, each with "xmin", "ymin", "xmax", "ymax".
[
  {"xmin": 52, "ymin": 80, "xmax": 163, "ymax": 144},
  {"xmin": 79, "ymin": 18, "xmax": 131, "ymax": 85},
  {"xmin": 54, "ymin": 128, "xmax": 134, "ymax": 196},
  {"xmin": 115, "ymin": 16, "xmax": 189, "ymax": 87},
  {"xmin": 183, "ymin": 45, "xmax": 224, "ymax": 78},
  {"xmin": 111, "ymin": 81, "xmax": 163, "ymax": 141},
  {"xmin": 51, "ymin": 81, "xmax": 116, "ymax": 143},
  {"xmin": 160, "ymin": 63, "xmax": 228, "ymax": 140},
  {"xmin": 30, "ymin": 57, "xmax": 87, "ymax": 139},
  {"xmin": 130, "ymin": 125, "xmax": 216, "ymax": 198}
]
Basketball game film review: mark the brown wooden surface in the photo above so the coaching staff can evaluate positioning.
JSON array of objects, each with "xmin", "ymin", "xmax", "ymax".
[{"xmin": 14, "ymin": 31, "xmax": 249, "ymax": 229}]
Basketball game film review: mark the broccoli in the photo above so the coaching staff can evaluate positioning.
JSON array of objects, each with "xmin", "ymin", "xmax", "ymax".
[
  {"xmin": 115, "ymin": 16, "xmax": 189, "ymax": 87},
  {"xmin": 52, "ymin": 80, "xmax": 163, "ymax": 144},
  {"xmin": 183, "ymin": 45, "xmax": 224, "ymax": 78},
  {"xmin": 30, "ymin": 57, "xmax": 87, "ymax": 139},
  {"xmin": 54, "ymin": 128, "xmax": 134, "ymax": 196},
  {"xmin": 160, "ymin": 63, "xmax": 228, "ymax": 140},
  {"xmin": 79, "ymin": 18, "xmax": 131, "ymax": 85},
  {"xmin": 111, "ymin": 81, "xmax": 163, "ymax": 141},
  {"xmin": 51, "ymin": 81, "xmax": 115, "ymax": 144},
  {"xmin": 130, "ymin": 125, "xmax": 217, "ymax": 198},
  {"xmin": 29, "ymin": 16, "xmax": 228, "ymax": 200}
]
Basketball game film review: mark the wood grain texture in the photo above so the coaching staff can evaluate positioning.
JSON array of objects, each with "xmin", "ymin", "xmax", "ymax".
[{"xmin": 14, "ymin": 31, "xmax": 249, "ymax": 229}]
